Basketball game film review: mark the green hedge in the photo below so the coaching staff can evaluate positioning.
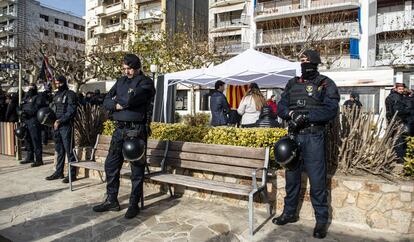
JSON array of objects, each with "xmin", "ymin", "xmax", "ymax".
[{"xmin": 404, "ymin": 136, "xmax": 414, "ymax": 177}]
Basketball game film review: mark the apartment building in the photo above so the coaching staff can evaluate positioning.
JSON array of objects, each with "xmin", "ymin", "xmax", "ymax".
[
  {"xmin": 85, "ymin": 0, "xmax": 208, "ymax": 54},
  {"xmin": 208, "ymin": 0, "xmax": 254, "ymax": 56},
  {"xmin": 0, "ymin": 0, "xmax": 85, "ymax": 62}
]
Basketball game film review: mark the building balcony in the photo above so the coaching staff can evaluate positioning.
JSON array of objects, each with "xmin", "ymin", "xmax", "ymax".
[
  {"xmin": 137, "ymin": 0, "xmax": 161, "ymax": 4},
  {"xmin": 210, "ymin": 0, "xmax": 246, "ymax": 8},
  {"xmin": 95, "ymin": 21, "xmax": 130, "ymax": 35},
  {"xmin": 0, "ymin": 24, "xmax": 15, "ymax": 37},
  {"xmin": 95, "ymin": 2, "xmax": 130, "ymax": 16},
  {"xmin": 255, "ymin": 0, "xmax": 360, "ymax": 22},
  {"xmin": 214, "ymin": 42, "xmax": 250, "ymax": 55},
  {"xmin": 0, "ymin": 40, "xmax": 16, "ymax": 49},
  {"xmin": 209, "ymin": 17, "xmax": 250, "ymax": 32},
  {"xmin": 256, "ymin": 22, "xmax": 359, "ymax": 46},
  {"xmin": 87, "ymin": 18, "xmax": 99, "ymax": 27},
  {"xmin": 0, "ymin": 0, "xmax": 16, "ymax": 7},
  {"xmin": 86, "ymin": 37, "xmax": 99, "ymax": 46},
  {"xmin": 0, "ymin": 12, "xmax": 17, "ymax": 21},
  {"xmin": 376, "ymin": 10, "xmax": 414, "ymax": 33},
  {"xmin": 135, "ymin": 13, "xmax": 163, "ymax": 25},
  {"xmin": 375, "ymin": 40, "xmax": 414, "ymax": 66}
]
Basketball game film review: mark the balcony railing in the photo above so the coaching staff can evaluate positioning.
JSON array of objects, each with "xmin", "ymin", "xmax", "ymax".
[
  {"xmin": 95, "ymin": 20, "xmax": 130, "ymax": 35},
  {"xmin": 257, "ymin": 22, "xmax": 359, "ymax": 45},
  {"xmin": 0, "ymin": 40, "xmax": 16, "ymax": 48},
  {"xmin": 95, "ymin": 2, "xmax": 130, "ymax": 16},
  {"xmin": 255, "ymin": 0, "xmax": 359, "ymax": 18},
  {"xmin": 210, "ymin": 0, "xmax": 245, "ymax": 8},
  {"xmin": 209, "ymin": 17, "xmax": 250, "ymax": 31},
  {"xmin": 135, "ymin": 9, "xmax": 162, "ymax": 24},
  {"xmin": 375, "ymin": 40, "xmax": 414, "ymax": 66},
  {"xmin": 377, "ymin": 11, "xmax": 414, "ymax": 33},
  {"xmin": 214, "ymin": 42, "xmax": 250, "ymax": 54}
]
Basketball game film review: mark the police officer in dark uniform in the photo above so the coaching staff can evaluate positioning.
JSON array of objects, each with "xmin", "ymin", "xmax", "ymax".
[
  {"xmin": 273, "ymin": 50, "xmax": 340, "ymax": 239},
  {"xmin": 92, "ymin": 54, "xmax": 155, "ymax": 219},
  {"xmin": 18, "ymin": 83, "xmax": 47, "ymax": 167},
  {"xmin": 45, "ymin": 76, "xmax": 78, "ymax": 183}
]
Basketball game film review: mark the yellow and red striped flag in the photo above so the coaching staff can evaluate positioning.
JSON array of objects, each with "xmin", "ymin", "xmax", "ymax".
[{"xmin": 226, "ymin": 84, "xmax": 249, "ymax": 109}]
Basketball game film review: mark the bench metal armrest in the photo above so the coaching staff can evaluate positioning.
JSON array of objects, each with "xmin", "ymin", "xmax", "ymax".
[
  {"xmin": 251, "ymin": 167, "xmax": 268, "ymax": 191},
  {"xmin": 73, "ymin": 146, "xmax": 95, "ymax": 162}
]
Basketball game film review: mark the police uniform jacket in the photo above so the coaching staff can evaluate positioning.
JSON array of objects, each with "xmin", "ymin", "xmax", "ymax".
[
  {"xmin": 104, "ymin": 72, "xmax": 155, "ymax": 122},
  {"xmin": 52, "ymin": 87, "xmax": 78, "ymax": 125},
  {"xmin": 21, "ymin": 93, "xmax": 47, "ymax": 120},
  {"xmin": 277, "ymin": 74, "xmax": 339, "ymax": 125}
]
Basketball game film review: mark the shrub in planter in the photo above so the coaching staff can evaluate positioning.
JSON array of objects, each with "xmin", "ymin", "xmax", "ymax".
[
  {"xmin": 182, "ymin": 113, "xmax": 210, "ymax": 127},
  {"xmin": 404, "ymin": 136, "xmax": 414, "ymax": 177}
]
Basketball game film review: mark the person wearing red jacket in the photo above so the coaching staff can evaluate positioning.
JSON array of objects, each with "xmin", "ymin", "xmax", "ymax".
[{"xmin": 267, "ymin": 95, "xmax": 277, "ymax": 113}]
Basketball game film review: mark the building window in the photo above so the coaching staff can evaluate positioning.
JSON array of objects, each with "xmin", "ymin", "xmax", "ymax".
[
  {"xmin": 176, "ymin": 90, "xmax": 188, "ymax": 111},
  {"xmin": 40, "ymin": 28, "xmax": 49, "ymax": 36},
  {"xmin": 55, "ymin": 18, "xmax": 59, "ymax": 24},
  {"xmin": 40, "ymin": 14, "xmax": 49, "ymax": 22},
  {"xmin": 64, "ymin": 21, "xmax": 69, "ymax": 27},
  {"xmin": 199, "ymin": 90, "xmax": 211, "ymax": 111},
  {"xmin": 64, "ymin": 34, "xmax": 69, "ymax": 40},
  {"xmin": 55, "ymin": 32, "xmax": 64, "ymax": 39}
]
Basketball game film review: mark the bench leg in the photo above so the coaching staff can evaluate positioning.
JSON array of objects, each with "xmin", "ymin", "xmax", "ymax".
[
  {"xmin": 69, "ymin": 163, "xmax": 73, "ymax": 191},
  {"xmin": 248, "ymin": 193, "xmax": 254, "ymax": 237},
  {"xmin": 168, "ymin": 184, "xmax": 173, "ymax": 197},
  {"xmin": 141, "ymin": 191, "xmax": 144, "ymax": 209},
  {"xmin": 261, "ymin": 190, "xmax": 273, "ymax": 216}
]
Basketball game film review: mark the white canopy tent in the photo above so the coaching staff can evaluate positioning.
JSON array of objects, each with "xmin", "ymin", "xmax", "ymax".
[{"xmin": 163, "ymin": 49, "xmax": 301, "ymax": 121}]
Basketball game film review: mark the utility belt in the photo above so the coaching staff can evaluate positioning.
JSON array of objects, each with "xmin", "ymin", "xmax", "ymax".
[
  {"xmin": 115, "ymin": 120, "xmax": 146, "ymax": 129},
  {"xmin": 298, "ymin": 124, "xmax": 325, "ymax": 134}
]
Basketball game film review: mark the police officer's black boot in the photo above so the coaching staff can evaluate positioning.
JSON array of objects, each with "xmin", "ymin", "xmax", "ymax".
[
  {"xmin": 272, "ymin": 213, "xmax": 299, "ymax": 225},
  {"xmin": 45, "ymin": 173, "xmax": 64, "ymax": 180},
  {"xmin": 20, "ymin": 160, "xmax": 33, "ymax": 164},
  {"xmin": 93, "ymin": 197, "xmax": 120, "ymax": 212},
  {"xmin": 31, "ymin": 161, "xmax": 44, "ymax": 167},
  {"xmin": 313, "ymin": 223, "xmax": 328, "ymax": 239},
  {"xmin": 125, "ymin": 198, "xmax": 140, "ymax": 219},
  {"xmin": 62, "ymin": 175, "xmax": 76, "ymax": 183}
]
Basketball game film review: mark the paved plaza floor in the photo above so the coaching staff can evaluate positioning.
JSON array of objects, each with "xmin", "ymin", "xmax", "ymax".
[{"xmin": 0, "ymin": 155, "xmax": 410, "ymax": 242}]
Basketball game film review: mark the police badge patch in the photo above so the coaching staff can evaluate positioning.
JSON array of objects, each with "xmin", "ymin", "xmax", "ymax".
[
  {"xmin": 128, "ymin": 88, "xmax": 134, "ymax": 94},
  {"xmin": 306, "ymin": 85, "xmax": 313, "ymax": 96}
]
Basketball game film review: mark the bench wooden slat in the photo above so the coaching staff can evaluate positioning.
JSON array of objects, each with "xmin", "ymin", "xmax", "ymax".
[
  {"xmin": 71, "ymin": 161, "xmax": 130, "ymax": 175},
  {"xmin": 168, "ymin": 141, "xmax": 266, "ymax": 159},
  {"xmin": 148, "ymin": 173, "xmax": 252, "ymax": 196},
  {"xmin": 94, "ymin": 148, "xmax": 166, "ymax": 161},
  {"xmin": 96, "ymin": 143, "xmax": 110, "ymax": 151},
  {"xmin": 95, "ymin": 149, "xmax": 109, "ymax": 158},
  {"xmin": 165, "ymin": 158, "xmax": 262, "ymax": 178},
  {"xmin": 164, "ymin": 150, "xmax": 263, "ymax": 168}
]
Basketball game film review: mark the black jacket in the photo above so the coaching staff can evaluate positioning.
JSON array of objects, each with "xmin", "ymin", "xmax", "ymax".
[
  {"xmin": 385, "ymin": 90, "xmax": 410, "ymax": 123},
  {"xmin": 210, "ymin": 91, "xmax": 230, "ymax": 126},
  {"xmin": 104, "ymin": 72, "xmax": 155, "ymax": 122}
]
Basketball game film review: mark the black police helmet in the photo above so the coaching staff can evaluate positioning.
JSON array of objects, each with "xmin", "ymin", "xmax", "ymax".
[
  {"xmin": 37, "ymin": 107, "xmax": 56, "ymax": 127},
  {"xmin": 274, "ymin": 136, "xmax": 299, "ymax": 171},
  {"xmin": 302, "ymin": 50, "xmax": 322, "ymax": 64},
  {"xmin": 14, "ymin": 125, "xmax": 27, "ymax": 140},
  {"xmin": 122, "ymin": 138, "xmax": 146, "ymax": 165}
]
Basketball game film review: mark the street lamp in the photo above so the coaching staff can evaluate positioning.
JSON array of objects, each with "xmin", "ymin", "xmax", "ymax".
[{"xmin": 150, "ymin": 64, "xmax": 158, "ymax": 81}]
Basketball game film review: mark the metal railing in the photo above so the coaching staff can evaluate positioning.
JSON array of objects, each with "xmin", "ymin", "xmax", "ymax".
[
  {"xmin": 257, "ymin": 22, "xmax": 359, "ymax": 45},
  {"xmin": 376, "ymin": 11, "xmax": 414, "ymax": 33},
  {"xmin": 209, "ymin": 16, "xmax": 250, "ymax": 30},
  {"xmin": 214, "ymin": 42, "xmax": 250, "ymax": 53},
  {"xmin": 255, "ymin": 0, "xmax": 359, "ymax": 16}
]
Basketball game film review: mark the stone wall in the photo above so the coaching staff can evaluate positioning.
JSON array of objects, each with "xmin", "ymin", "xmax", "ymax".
[{"xmin": 69, "ymin": 150, "xmax": 413, "ymax": 235}]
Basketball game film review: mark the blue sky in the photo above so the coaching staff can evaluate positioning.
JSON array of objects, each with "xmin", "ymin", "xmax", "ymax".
[{"xmin": 38, "ymin": 0, "xmax": 85, "ymax": 17}]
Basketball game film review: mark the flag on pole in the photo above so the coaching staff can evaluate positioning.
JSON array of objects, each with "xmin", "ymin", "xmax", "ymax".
[{"xmin": 226, "ymin": 84, "xmax": 249, "ymax": 109}]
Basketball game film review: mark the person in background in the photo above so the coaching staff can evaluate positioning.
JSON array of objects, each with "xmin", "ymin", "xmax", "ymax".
[
  {"xmin": 385, "ymin": 83, "xmax": 411, "ymax": 163},
  {"xmin": 210, "ymin": 80, "xmax": 230, "ymax": 126},
  {"xmin": 18, "ymin": 83, "xmax": 47, "ymax": 167},
  {"xmin": 343, "ymin": 93, "xmax": 362, "ymax": 110},
  {"xmin": 5, "ymin": 93, "xmax": 18, "ymax": 122},
  {"xmin": 267, "ymin": 95, "xmax": 278, "ymax": 114},
  {"xmin": 237, "ymin": 82, "xmax": 266, "ymax": 127}
]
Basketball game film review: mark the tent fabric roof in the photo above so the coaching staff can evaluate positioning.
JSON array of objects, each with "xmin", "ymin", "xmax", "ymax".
[{"xmin": 164, "ymin": 49, "xmax": 301, "ymax": 88}]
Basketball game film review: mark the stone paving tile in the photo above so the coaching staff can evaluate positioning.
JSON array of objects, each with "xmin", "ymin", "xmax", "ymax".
[{"xmin": 0, "ymin": 155, "xmax": 411, "ymax": 242}]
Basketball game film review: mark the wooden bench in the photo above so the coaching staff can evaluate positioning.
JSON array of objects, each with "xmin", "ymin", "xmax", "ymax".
[
  {"xmin": 147, "ymin": 141, "xmax": 273, "ymax": 237},
  {"xmin": 69, "ymin": 134, "xmax": 168, "ymax": 207}
]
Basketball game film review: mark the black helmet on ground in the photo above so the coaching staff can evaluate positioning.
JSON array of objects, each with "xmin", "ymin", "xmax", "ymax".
[
  {"xmin": 37, "ymin": 107, "xmax": 56, "ymax": 127},
  {"xmin": 274, "ymin": 136, "xmax": 299, "ymax": 171},
  {"xmin": 122, "ymin": 138, "xmax": 146, "ymax": 165},
  {"xmin": 14, "ymin": 125, "xmax": 28, "ymax": 140}
]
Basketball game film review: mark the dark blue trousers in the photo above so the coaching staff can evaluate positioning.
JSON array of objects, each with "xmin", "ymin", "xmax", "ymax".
[
  {"xmin": 283, "ymin": 130, "xmax": 329, "ymax": 224},
  {"xmin": 105, "ymin": 127, "xmax": 146, "ymax": 206},
  {"xmin": 54, "ymin": 124, "xmax": 76, "ymax": 176},
  {"xmin": 24, "ymin": 118, "xmax": 43, "ymax": 163}
]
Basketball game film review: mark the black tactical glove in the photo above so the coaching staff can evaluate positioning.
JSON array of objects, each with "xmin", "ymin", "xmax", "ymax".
[{"xmin": 288, "ymin": 111, "xmax": 309, "ymax": 133}]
